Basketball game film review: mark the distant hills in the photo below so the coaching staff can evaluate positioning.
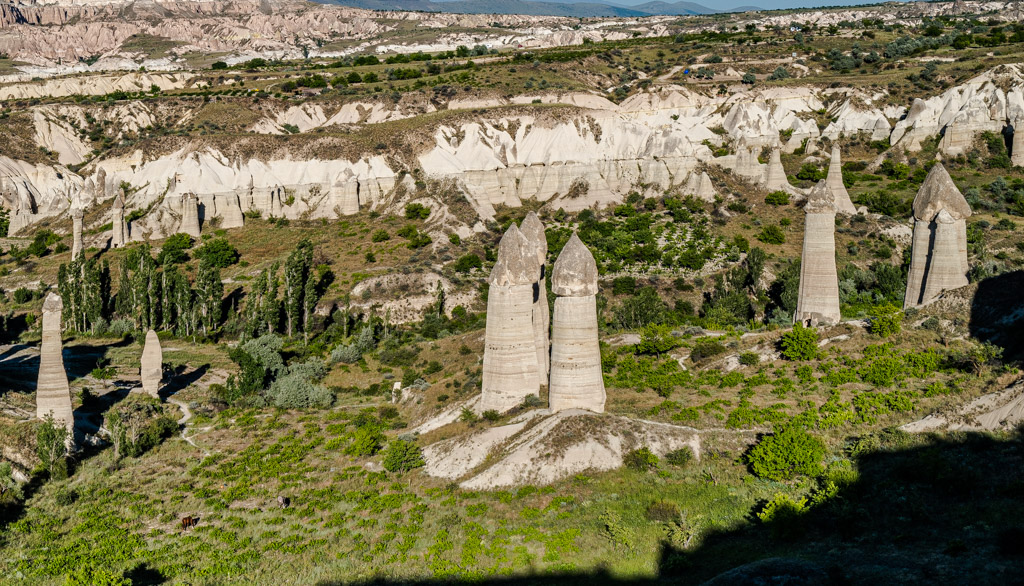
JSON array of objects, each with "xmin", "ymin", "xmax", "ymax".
[{"xmin": 312, "ymin": 0, "xmax": 763, "ymax": 17}]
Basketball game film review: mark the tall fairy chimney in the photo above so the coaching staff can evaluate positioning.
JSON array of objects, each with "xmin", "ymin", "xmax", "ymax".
[
  {"xmin": 36, "ymin": 293, "xmax": 74, "ymax": 437},
  {"xmin": 180, "ymin": 192, "xmax": 202, "ymax": 238},
  {"xmin": 904, "ymin": 163, "xmax": 972, "ymax": 308},
  {"xmin": 519, "ymin": 212, "xmax": 550, "ymax": 380},
  {"xmin": 548, "ymin": 233, "xmax": 605, "ymax": 413},
  {"xmin": 795, "ymin": 180, "xmax": 841, "ymax": 326},
  {"xmin": 825, "ymin": 145, "xmax": 857, "ymax": 215},
  {"xmin": 110, "ymin": 187, "xmax": 127, "ymax": 248},
  {"xmin": 481, "ymin": 224, "xmax": 541, "ymax": 412}
]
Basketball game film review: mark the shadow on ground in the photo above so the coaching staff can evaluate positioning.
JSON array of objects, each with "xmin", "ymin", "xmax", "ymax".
[
  {"xmin": 970, "ymin": 271, "xmax": 1024, "ymax": 362},
  {"xmin": 317, "ymin": 430, "xmax": 1024, "ymax": 586}
]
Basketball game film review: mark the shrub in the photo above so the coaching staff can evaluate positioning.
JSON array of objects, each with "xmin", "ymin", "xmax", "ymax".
[
  {"xmin": 739, "ymin": 352, "xmax": 760, "ymax": 366},
  {"xmin": 382, "ymin": 439, "xmax": 425, "ymax": 473},
  {"xmin": 36, "ymin": 415, "xmax": 69, "ymax": 479},
  {"xmin": 624, "ymin": 447, "xmax": 659, "ymax": 472},
  {"xmin": 64, "ymin": 565, "xmax": 131, "ymax": 586},
  {"xmin": 404, "ymin": 203, "xmax": 431, "ymax": 220},
  {"xmin": 0, "ymin": 462, "xmax": 24, "ymax": 503},
  {"xmin": 765, "ymin": 191, "xmax": 790, "ymax": 206},
  {"xmin": 636, "ymin": 324, "xmax": 680, "ymax": 356},
  {"xmin": 665, "ymin": 446, "xmax": 694, "ymax": 468},
  {"xmin": 371, "ymin": 229, "xmax": 390, "ymax": 242},
  {"xmin": 756, "ymin": 492, "xmax": 808, "ymax": 538},
  {"xmin": 757, "ymin": 225, "xmax": 786, "ymax": 245},
  {"xmin": 194, "ymin": 238, "xmax": 240, "ymax": 267},
  {"xmin": 746, "ymin": 424, "xmax": 826, "ymax": 481},
  {"xmin": 690, "ymin": 337, "xmax": 726, "ymax": 362},
  {"xmin": 481, "ymin": 410, "xmax": 501, "ymax": 422},
  {"xmin": 780, "ymin": 323, "xmax": 819, "ymax": 361},
  {"xmin": 646, "ymin": 500, "xmax": 681, "ymax": 522},
  {"xmin": 157, "ymin": 233, "xmax": 193, "ymax": 264},
  {"xmin": 767, "ymin": 66, "xmax": 791, "ymax": 81},
  {"xmin": 868, "ymin": 304, "xmax": 902, "ymax": 337},
  {"xmin": 454, "ymin": 253, "xmax": 482, "ymax": 273},
  {"xmin": 345, "ymin": 427, "xmax": 385, "ymax": 456},
  {"xmin": 612, "ymin": 276, "xmax": 637, "ymax": 295}
]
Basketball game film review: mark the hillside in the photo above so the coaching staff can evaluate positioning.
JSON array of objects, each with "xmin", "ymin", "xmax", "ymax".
[{"xmin": 1, "ymin": 1, "xmax": 1024, "ymax": 584}]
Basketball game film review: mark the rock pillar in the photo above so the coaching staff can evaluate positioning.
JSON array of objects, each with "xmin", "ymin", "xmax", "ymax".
[
  {"xmin": 95, "ymin": 168, "xmax": 106, "ymax": 202},
  {"xmin": 826, "ymin": 145, "xmax": 857, "ymax": 215},
  {"xmin": 764, "ymin": 147, "xmax": 794, "ymax": 193},
  {"xmin": 1012, "ymin": 120, "xmax": 1024, "ymax": 167},
  {"xmin": 71, "ymin": 207, "xmax": 84, "ymax": 258},
  {"xmin": 481, "ymin": 224, "xmax": 540, "ymax": 413},
  {"xmin": 795, "ymin": 181, "xmax": 841, "ymax": 325},
  {"xmin": 548, "ymin": 233, "xmax": 605, "ymax": 413},
  {"xmin": 180, "ymin": 192, "xmax": 202, "ymax": 238},
  {"xmin": 216, "ymin": 193, "xmax": 245, "ymax": 229},
  {"xmin": 271, "ymin": 186, "xmax": 284, "ymax": 217},
  {"xmin": 519, "ymin": 212, "xmax": 550, "ymax": 380},
  {"xmin": 140, "ymin": 329, "xmax": 163, "ymax": 400},
  {"xmin": 36, "ymin": 293, "xmax": 74, "ymax": 435},
  {"xmin": 904, "ymin": 163, "xmax": 972, "ymax": 308},
  {"xmin": 111, "ymin": 188, "xmax": 127, "ymax": 248}
]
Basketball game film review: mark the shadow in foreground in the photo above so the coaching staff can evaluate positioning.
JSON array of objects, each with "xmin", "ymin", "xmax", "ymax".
[
  {"xmin": 320, "ymin": 429, "xmax": 1024, "ymax": 586},
  {"xmin": 970, "ymin": 270, "xmax": 1024, "ymax": 362}
]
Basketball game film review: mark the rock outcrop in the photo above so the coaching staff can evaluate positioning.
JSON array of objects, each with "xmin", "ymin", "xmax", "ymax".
[
  {"xmin": 179, "ymin": 192, "xmax": 202, "ymax": 238},
  {"xmin": 519, "ymin": 212, "xmax": 550, "ymax": 380},
  {"xmin": 216, "ymin": 193, "xmax": 245, "ymax": 229},
  {"xmin": 795, "ymin": 181, "xmax": 841, "ymax": 325},
  {"xmin": 904, "ymin": 163, "xmax": 972, "ymax": 308},
  {"xmin": 825, "ymin": 146, "xmax": 857, "ymax": 215},
  {"xmin": 764, "ymin": 147, "xmax": 799, "ymax": 194},
  {"xmin": 140, "ymin": 329, "xmax": 163, "ymax": 400},
  {"xmin": 36, "ymin": 292, "xmax": 73, "ymax": 435},
  {"xmin": 481, "ymin": 225, "xmax": 541, "ymax": 412},
  {"xmin": 548, "ymin": 233, "xmax": 605, "ymax": 413},
  {"xmin": 1013, "ymin": 120, "xmax": 1024, "ymax": 167},
  {"xmin": 683, "ymin": 170, "xmax": 717, "ymax": 202},
  {"xmin": 70, "ymin": 205, "xmax": 84, "ymax": 258},
  {"xmin": 110, "ymin": 188, "xmax": 127, "ymax": 248}
]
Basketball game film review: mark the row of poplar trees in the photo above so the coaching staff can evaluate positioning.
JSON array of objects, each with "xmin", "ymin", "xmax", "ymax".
[{"xmin": 57, "ymin": 239, "xmax": 322, "ymax": 341}]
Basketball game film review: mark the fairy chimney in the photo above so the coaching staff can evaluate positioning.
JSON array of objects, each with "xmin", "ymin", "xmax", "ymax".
[
  {"xmin": 71, "ymin": 207, "xmax": 84, "ymax": 258},
  {"xmin": 764, "ymin": 147, "xmax": 796, "ymax": 193},
  {"xmin": 179, "ymin": 192, "xmax": 202, "ymax": 238},
  {"xmin": 216, "ymin": 193, "xmax": 245, "ymax": 229},
  {"xmin": 481, "ymin": 224, "xmax": 541, "ymax": 412},
  {"xmin": 548, "ymin": 233, "xmax": 605, "ymax": 413},
  {"xmin": 904, "ymin": 163, "xmax": 972, "ymax": 308},
  {"xmin": 825, "ymin": 146, "xmax": 857, "ymax": 215},
  {"xmin": 36, "ymin": 293, "xmax": 74, "ymax": 435},
  {"xmin": 519, "ymin": 212, "xmax": 550, "ymax": 380},
  {"xmin": 795, "ymin": 180, "xmax": 841, "ymax": 326},
  {"xmin": 140, "ymin": 329, "xmax": 163, "ymax": 400},
  {"xmin": 110, "ymin": 188, "xmax": 127, "ymax": 248}
]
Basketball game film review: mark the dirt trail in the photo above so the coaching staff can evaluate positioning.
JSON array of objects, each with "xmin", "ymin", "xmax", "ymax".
[{"xmin": 168, "ymin": 397, "xmax": 210, "ymax": 456}]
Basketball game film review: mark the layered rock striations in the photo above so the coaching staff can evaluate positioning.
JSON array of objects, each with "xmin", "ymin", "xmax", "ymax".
[
  {"xmin": 36, "ymin": 292, "xmax": 74, "ymax": 435},
  {"xmin": 548, "ymin": 233, "xmax": 605, "ymax": 413},
  {"xmin": 764, "ymin": 147, "xmax": 799, "ymax": 194},
  {"xmin": 179, "ymin": 191, "xmax": 202, "ymax": 238},
  {"xmin": 141, "ymin": 329, "xmax": 163, "ymax": 400},
  {"xmin": 825, "ymin": 145, "xmax": 857, "ymax": 215},
  {"xmin": 481, "ymin": 225, "xmax": 541, "ymax": 412},
  {"xmin": 70, "ymin": 203, "xmax": 84, "ymax": 258},
  {"xmin": 904, "ymin": 163, "xmax": 972, "ymax": 308},
  {"xmin": 519, "ymin": 212, "xmax": 550, "ymax": 380},
  {"xmin": 795, "ymin": 180, "xmax": 841, "ymax": 326}
]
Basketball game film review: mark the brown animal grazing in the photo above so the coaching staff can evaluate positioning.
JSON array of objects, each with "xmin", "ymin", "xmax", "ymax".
[
  {"xmin": 181, "ymin": 516, "xmax": 198, "ymax": 530},
  {"xmin": 277, "ymin": 496, "xmax": 290, "ymax": 509}
]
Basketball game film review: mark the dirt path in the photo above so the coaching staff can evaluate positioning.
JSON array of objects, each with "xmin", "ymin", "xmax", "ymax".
[{"xmin": 168, "ymin": 397, "xmax": 210, "ymax": 456}]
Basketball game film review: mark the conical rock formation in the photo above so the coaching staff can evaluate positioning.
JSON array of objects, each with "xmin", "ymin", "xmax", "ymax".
[
  {"xmin": 764, "ymin": 147, "xmax": 798, "ymax": 194},
  {"xmin": 36, "ymin": 292, "xmax": 73, "ymax": 435},
  {"xmin": 216, "ymin": 193, "xmax": 245, "ymax": 229},
  {"xmin": 179, "ymin": 192, "xmax": 202, "ymax": 238},
  {"xmin": 795, "ymin": 181, "xmax": 841, "ymax": 326},
  {"xmin": 549, "ymin": 233, "xmax": 605, "ymax": 413},
  {"xmin": 904, "ymin": 163, "xmax": 972, "ymax": 308},
  {"xmin": 684, "ymin": 171, "xmax": 717, "ymax": 202},
  {"xmin": 825, "ymin": 146, "xmax": 857, "ymax": 215},
  {"xmin": 481, "ymin": 224, "xmax": 541, "ymax": 412},
  {"xmin": 110, "ymin": 187, "xmax": 127, "ymax": 249},
  {"xmin": 140, "ymin": 329, "xmax": 163, "ymax": 400},
  {"xmin": 70, "ymin": 206, "xmax": 84, "ymax": 258},
  {"xmin": 520, "ymin": 212, "xmax": 550, "ymax": 380}
]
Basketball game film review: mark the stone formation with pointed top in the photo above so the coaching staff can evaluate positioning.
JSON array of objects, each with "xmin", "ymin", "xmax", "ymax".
[
  {"xmin": 519, "ymin": 212, "xmax": 550, "ymax": 380},
  {"xmin": 111, "ymin": 187, "xmax": 128, "ymax": 248},
  {"xmin": 480, "ymin": 224, "xmax": 541, "ymax": 412},
  {"xmin": 70, "ymin": 202, "xmax": 85, "ymax": 259},
  {"xmin": 141, "ymin": 329, "xmax": 163, "ymax": 400},
  {"xmin": 795, "ymin": 180, "xmax": 841, "ymax": 326},
  {"xmin": 825, "ymin": 145, "xmax": 858, "ymax": 215},
  {"xmin": 764, "ymin": 147, "xmax": 796, "ymax": 193},
  {"xmin": 180, "ymin": 192, "xmax": 202, "ymax": 238},
  {"xmin": 548, "ymin": 233, "xmax": 605, "ymax": 413},
  {"xmin": 904, "ymin": 163, "xmax": 972, "ymax": 308},
  {"xmin": 36, "ymin": 293, "xmax": 74, "ymax": 436}
]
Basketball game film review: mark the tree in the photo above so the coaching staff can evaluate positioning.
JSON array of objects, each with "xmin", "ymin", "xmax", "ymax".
[
  {"xmin": 194, "ymin": 260, "xmax": 223, "ymax": 337},
  {"xmin": 868, "ymin": 304, "xmax": 902, "ymax": 337},
  {"xmin": 454, "ymin": 254, "xmax": 482, "ymax": 273},
  {"xmin": 636, "ymin": 324, "xmax": 680, "ymax": 356},
  {"xmin": 194, "ymin": 238, "xmax": 239, "ymax": 268},
  {"xmin": 58, "ymin": 254, "xmax": 110, "ymax": 334},
  {"xmin": 613, "ymin": 287, "xmax": 668, "ymax": 330},
  {"xmin": 768, "ymin": 66, "xmax": 791, "ymax": 80},
  {"xmin": 156, "ymin": 233, "xmax": 193, "ymax": 265},
  {"xmin": 742, "ymin": 73, "xmax": 756, "ymax": 85},
  {"xmin": 781, "ymin": 323, "xmax": 819, "ymax": 360},
  {"xmin": 765, "ymin": 191, "xmax": 790, "ymax": 206},
  {"xmin": 757, "ymin": 225, "xmax": 786, "ymax": 245},
  {"xmin": 0, "ymin": 461, "xmax": 23, "ymax": 503},
  {"xmin": 105, "ymin": 398, "xmax": 175, "ymax": 460},
  {"xmin": 36, "ymin": 415, "xmax": 69, "ymax": 479},
  {"xmin": 382, "ymin": 439, "xmax": 425, "ymax": 472},
  {"xmin": 284, "ymin": 239, "xmax": 314, "ymax": 338},
  {"xmin": 746, "ymin": 424, "xmax": 826, "ymax": 481}
]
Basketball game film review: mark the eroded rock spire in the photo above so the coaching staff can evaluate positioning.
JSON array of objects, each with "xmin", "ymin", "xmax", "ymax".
[
  {"xmin": 795, "ymin": 180, "xmax": 841, "ymax": 326},
  {"xmin": 36, "ymin": 293, "xmax": 74, "ymax": 437}
]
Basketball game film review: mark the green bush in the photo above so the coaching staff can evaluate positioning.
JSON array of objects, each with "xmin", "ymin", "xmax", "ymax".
[
  {"xmin": 371, "ymin": 229, "xmax": 390, "ymax": 242},
  {"xmin": 756, "ymin": 492, "xmax": 808, "ymax": 538},
  {"xmin": 404, "ymin": 203, "xmax": 431, "ymax": 220},
  {"xmin": 345, "ymin": 427, "xmax": 385, "ymax": 457},
  {"xmin": 624, "ymin": 447, "xmax": 659, "ymax": 472},
  {"xmin": 646, "ymin": 500, "xmax": 681, "ymax": 522},
  {"xmin": 868, "ymin": 304, "xmax": 903, "ymax": 337},
  {"xmin": 194, "ymin": 237, "xmax": 240, "ymax": 267},
  {"xmin": 757, "ymin": 225, "xmax": 786, "ymax": 245},
  {"xmin": 382, "ymin": 439, "xmax": 425, "ymax": 473},
  {"xmin": 746, "ymin": 424, "xmax": 826, "ymax": 481},
  {"xmin": 157, "ymin": 233, "xmax": 193, "ymax": 264},
  {"xmin": 665, "ymin": 447, "xmax": 694, "ymax": 468},
  {"xmin": 780, "ymin": 323, "xmax": 819, "ymax": 361},
  {"xmin": 481, "ymin": 410, "xmax": 501, "ymax": 422},
  {"xmin": 612, "ymin": 276, "xmax": 637, "ymax": 295},
  {"xmin": 454, "ymin": 253, "xmax": 482, "ymax": 273},
  {"xmin": 765, "ymin": 191, "xmax": 790, "ymax": 206},
  {"xmin": 635, "ymin": 324, "xmax": 680, "ymax": 356},
  {"xmin": 690, "ymin": 337, "xmax": 727, "ymax": 362},
  {"xmin": 739, "ymin": 352, "xmax": 760, "ymax": 366}
]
